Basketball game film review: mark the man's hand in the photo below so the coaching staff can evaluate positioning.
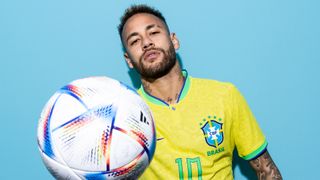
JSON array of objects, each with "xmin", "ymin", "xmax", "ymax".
[{"xmin": 249, "ymin": 150, "xmax": 282, "ymax": 180}]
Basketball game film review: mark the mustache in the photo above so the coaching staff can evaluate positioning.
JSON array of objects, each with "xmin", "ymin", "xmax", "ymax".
[{"xmin": 140, "ymin": 48, "xmax": 166, "ymax": 61}]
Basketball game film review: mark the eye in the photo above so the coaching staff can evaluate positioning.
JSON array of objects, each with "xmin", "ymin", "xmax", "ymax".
[
  {"xmin": 130, "ymin": 39, "xmax": 140, "ymax": 46},
  {"xmin": 150, "ymin": 31, "xmax": 160, "ymax": 35}
]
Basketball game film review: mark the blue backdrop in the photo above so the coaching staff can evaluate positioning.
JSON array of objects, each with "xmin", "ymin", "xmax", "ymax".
[{"xmin": 0, "ymin": 0, "xmax": 319, "ymax": 179}]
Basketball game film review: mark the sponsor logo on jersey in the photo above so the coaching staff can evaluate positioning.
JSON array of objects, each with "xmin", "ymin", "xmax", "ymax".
[{"xmin": 156, "ymin": 137, "xmax": 164, "ymax": 141}]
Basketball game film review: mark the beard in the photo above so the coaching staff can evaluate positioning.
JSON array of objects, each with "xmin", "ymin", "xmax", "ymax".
[{"xmin": 130, "ymin": 42, "xmax": 177, "ymax": 79}]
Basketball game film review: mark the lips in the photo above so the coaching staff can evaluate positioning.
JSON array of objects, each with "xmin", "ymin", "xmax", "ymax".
[{"xmin": 143, "ymin": 50, "xmax": 160, "ymax": 62}]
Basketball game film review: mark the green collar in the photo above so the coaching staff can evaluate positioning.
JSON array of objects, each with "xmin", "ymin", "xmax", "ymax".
[{"xmin": 139, "ymin": 70, "xmax": 191, "ymax": 106}]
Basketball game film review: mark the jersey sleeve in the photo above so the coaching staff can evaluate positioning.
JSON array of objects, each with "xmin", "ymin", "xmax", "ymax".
[{"xmin": 230, "ymin": 84, "xmax": 267, "ymax": 160}]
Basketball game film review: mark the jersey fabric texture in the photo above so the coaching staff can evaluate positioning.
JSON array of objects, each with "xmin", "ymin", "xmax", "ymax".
[{"xmin": 138, "ymin": 70, "xmax": 267, "ymax": 180}]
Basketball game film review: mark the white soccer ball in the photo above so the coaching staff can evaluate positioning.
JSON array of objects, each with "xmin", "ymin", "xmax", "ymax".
[{"xmin": 37, "ymin": 76, "xmax": 156, "ymax": 180}]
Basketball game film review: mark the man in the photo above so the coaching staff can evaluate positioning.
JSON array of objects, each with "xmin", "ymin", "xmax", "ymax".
[{"xmin": 118, "ymin": 4, "xmax": 282, "ymax": 180}]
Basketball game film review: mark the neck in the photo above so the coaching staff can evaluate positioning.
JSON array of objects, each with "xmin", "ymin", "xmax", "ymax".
[{"xmin": 141, "ymin": 63, "xmax": 184, "ymax": 105}]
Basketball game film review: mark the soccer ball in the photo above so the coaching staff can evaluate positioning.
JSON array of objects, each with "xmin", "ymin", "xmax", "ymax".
[{"xmin": 37, "ymin": 76, "xmax": 156, "ymax": 180}]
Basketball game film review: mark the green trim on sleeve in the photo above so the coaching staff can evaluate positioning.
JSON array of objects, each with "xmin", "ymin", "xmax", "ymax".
[{"xmin": 242, "ymin": 140, "xmax": 268, "ymax": 160}]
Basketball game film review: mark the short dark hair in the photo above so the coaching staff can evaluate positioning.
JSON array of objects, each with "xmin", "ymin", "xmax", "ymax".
[{"xmin": 118, "ymin": 4, "xmax": 168, "ymax": 41}]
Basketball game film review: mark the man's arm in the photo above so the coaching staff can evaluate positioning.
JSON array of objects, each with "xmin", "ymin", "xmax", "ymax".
[{"xmin": 249, "ymin": 150, "xmax": 282, "ymax": 180}]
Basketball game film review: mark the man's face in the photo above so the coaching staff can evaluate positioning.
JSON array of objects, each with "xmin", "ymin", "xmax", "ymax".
[{"xmin": 122, "ymin": 13, "xmax": 179, "ymax": 79}]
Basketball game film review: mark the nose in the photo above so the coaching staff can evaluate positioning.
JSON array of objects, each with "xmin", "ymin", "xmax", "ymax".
[{"xmin": 142, "ymin": 37, "xmax": 154, "ymax": 51}]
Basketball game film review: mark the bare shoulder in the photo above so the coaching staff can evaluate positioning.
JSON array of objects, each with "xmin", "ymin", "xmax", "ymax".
[{"xmin": 249, "ymin": 150, "xmax": 283, "ymax": 180}]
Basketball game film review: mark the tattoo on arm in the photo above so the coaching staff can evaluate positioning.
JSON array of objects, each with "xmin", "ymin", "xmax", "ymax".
[{"xmin": 249, "ymin": 150, "xmax": 282, "ymax": 180}]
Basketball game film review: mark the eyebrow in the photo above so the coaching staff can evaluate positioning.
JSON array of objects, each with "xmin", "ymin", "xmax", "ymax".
[
  {"xmin": 146, "ymin": 24, "xmax": 156, "ymax": 31},
  {"xmin": 126, "ymin": 24, "xmax": 162, "ymax": 43}
]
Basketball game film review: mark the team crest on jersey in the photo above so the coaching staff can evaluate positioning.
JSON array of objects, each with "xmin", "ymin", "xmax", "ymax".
[{"xmin": 200, "ymin": 116, "xmax": 224, "ymax": 148}]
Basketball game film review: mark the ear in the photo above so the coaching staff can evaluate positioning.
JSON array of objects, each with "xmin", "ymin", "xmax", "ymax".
[
  {"xmin": 170, "ymin": 33, "xmax": 180, "ymax": 50},
  {"xmin": 124, "ymin": 52, "xmax": 134, "ymax": 69}
]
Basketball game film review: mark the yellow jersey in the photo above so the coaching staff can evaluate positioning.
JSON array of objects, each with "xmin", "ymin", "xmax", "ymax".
[{"xmin": 138, "ymin": 70, "xmax": 267, "ymax": 180}]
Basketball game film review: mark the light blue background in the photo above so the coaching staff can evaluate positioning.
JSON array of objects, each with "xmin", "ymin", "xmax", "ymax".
[{"xmin": 1, "ymin": 0, "xmax": 319, "ymax": 179}]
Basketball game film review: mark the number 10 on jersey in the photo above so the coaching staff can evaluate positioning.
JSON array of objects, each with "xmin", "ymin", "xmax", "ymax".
[{"xmin": 175, "ymin": 157, "xmax": 203, "ymax": 180}]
